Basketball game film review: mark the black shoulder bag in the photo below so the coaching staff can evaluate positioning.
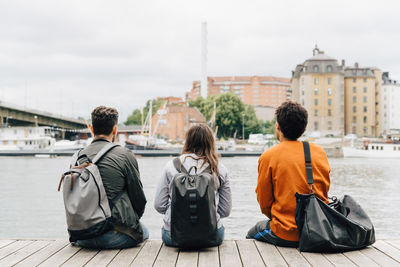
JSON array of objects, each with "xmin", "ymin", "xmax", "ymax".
[{"xmin": 295, "ymin": 141, "xmax": 375, "ymax": 252}]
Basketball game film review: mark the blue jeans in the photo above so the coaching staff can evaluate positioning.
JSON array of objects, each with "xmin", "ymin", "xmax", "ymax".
[
  {"xmin": 162, "ymin": 226, "xmax": 225, "ymax": 248},
  {"xmin": 247, "ymin": 220, "xmax": 298, "ymax": 248},
  {"xmin": 77, "ymin": 222, "xmax": 149, "ymax": 249}
]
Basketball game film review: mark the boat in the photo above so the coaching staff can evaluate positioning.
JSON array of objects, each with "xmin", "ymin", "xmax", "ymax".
[
  {"xmin": 343, "ymin": 142, "xmax": 400, "ymax": 158},
  {"xmin": 0, "ymin": 126, "xmax": 55, "ymax": 151}
]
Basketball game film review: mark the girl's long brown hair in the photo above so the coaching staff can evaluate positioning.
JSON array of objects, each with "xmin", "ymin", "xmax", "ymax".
[{"xmin": 182, "ymin": 124, "xmax": 220, "ymax": 180}]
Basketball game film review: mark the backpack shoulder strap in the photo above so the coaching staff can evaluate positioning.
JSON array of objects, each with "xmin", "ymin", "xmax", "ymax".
[
  {"xmin": 92, "ymin": 143, "xmax": 119, "ymax": 164},
  {"xmin": 302, "ymin": 141, "xmax": 314, "ymax": 189},
  {"xmin": 173, "ymin": 157, "xmax": 189, "ymax": 175}
]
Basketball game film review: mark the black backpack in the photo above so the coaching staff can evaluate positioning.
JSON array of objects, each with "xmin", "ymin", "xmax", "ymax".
[{"xmin": 170, "ymin": 157, "xmax": 219, "ymax": 248}]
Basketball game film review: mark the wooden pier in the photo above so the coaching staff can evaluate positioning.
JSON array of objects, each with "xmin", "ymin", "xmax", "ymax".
[{"xmin": 0, "ymin": 239, "xmax": 399, "ymax": 266}]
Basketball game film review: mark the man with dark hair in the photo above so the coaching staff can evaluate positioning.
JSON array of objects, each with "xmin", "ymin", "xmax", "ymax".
[
  {"xmin": 247, "ymin": 101, "xmax": 330, "ymax": 247},
  {"xmin": 76, "ymin": 106, "xmax": 148, "ymax": 249}
]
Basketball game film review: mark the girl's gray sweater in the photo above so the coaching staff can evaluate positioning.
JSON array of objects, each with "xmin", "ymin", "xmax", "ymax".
[{"xmin": 154, "ymin": 153, "xmax": 232, "ymax": 231}]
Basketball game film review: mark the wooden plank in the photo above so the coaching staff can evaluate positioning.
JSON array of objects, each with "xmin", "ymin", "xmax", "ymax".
[
  {"xmin": 323, "ymin": 253, "xmax": 357, "ymax": 266},
  {"xmin": 343, "ymin": 250, "xmax": 379, "ymax": 267},
  {"xmin": 130, "ymin": 240, "xmax": 162, "ymax": 266},
  {"xmin": 38, "ymin": 243, "xmax": 81, "ymax": 266},
  {"xmin": 16, "ymin": 240, "xmax": 69, "ymax": 267},
  {"xmin": 360, "ymin": 246, "xmax": 400, "ymax": 266},
  {"xmin": 254, "ymin": 241, "xmax": 287, "ymax": 267},
  {"xmin": 198, "ymin": 246, "xmax": 219, "ymax": 267},
  {"xmin": 236, "ymin": 240, "xmax": 264, "ymax": 267},
  {"xmin": 0, "ymin": 240, "xmax": 50, "ymax": 266},
  {"xmin": 373, "ymin": 240, "xmax": 400, "ymax": 262},
  {"xmin": 301, "ymin": 252, "xmax": 333, "ymax": 267},
  {"xmin": 107, "ymin": 243, "xmax": 144, "ymax": 266},
  {"xmin": 176, "ymin": 250, "xmax": 199, "ymax": 267},
  {"xmin": 153, "ymin": 244, "xmax": 179, "ymax": 267},
  {"xmin": 276, "ymin": 247, "xmax": 310, "ymax": 267},
  {"xmin": 219, "ymin": 240, "xmax": 242, "ymax": 267},
  {"xmin": 84, "ymin": 249, "xmax": 120, "ymax": 267},
  {"xmin": 0, "ymin": 240, "xmax": 16, "ymax": 249},
  {"xmin": 61, "ymin": 248, "xmax": 99, "ymax": 266},
  {"xmin": 0, "ymin": 240, "xmax": 33, "ymax": 261},
  {"xmin": 387, "ymin": 240, "xmax": 400, "ymax": 250}
]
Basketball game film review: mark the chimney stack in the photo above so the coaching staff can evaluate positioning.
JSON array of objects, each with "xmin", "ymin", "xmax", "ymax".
[
  {"xmin": 341, "ymin": 59, "xmax": 345, "ymax": 66},
  {"xmin": 355, "ymin": 62, "xmax": 359, "ymax": 68}
]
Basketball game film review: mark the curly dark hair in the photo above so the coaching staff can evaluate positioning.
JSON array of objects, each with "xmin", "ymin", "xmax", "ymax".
[
  {"xmin": 275, "ymin": 101, "xmax": 308, "ymax": 140},
  {"xmin": 91, "ymin": 106, "xmax": 119, "ymax": 135}
]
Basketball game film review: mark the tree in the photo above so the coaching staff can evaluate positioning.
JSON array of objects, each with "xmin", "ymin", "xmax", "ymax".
[
  {"xmin": 125, "ymin": 98, "xmax": 164, "ymax": 125},
  {"xmin": 264, "ymin": 119, "xmax": 276, "ymax": 135},
  {"xmin": 243, "ymin": 105, "xmax": 263, "ymax": 139},
  {"xmin": 190, "ymin": 93, "xmax": 264, "ymax": 139}
]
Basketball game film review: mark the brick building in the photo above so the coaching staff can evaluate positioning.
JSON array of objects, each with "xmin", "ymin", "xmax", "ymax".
[{"xmin": 189, "ymin": 76, "xmax": 291, "ymax": 108}]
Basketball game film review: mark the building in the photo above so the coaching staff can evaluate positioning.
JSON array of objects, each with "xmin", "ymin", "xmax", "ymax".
[
  {"xmin": 291, "ymin": 46, "xmax": 382, "ymax": 137},
  {"xmin": 189, "ymin": 76, "xmax": 291, "ymax": 109},
  {"xmin": 291, "ymin": 46, "xmax": 345, "ymax": 136},
  {"xmin": 382, "ymin": 72, "xmax": 400, "ymax": 136},
  {"xmin": 151, "ymin": 99, "xmax": 206, "ymax": 141},
  {"xmin": 344, "ymin": 64, "xmax": 382, "ymax": 137}
]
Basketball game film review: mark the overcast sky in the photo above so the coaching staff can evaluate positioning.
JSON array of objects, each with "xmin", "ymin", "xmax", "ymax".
[{"xmin": 1, "ymin": 0, "xmax": 400, "ymax": 122}]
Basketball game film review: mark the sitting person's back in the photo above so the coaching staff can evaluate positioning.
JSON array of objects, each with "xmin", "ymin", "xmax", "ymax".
[
  {"xmin": 247, "ymin": 101, "xmax": 330, "ymax": 247},
  {"xmin": 70, "ymin": 106, "xmax": 148, "ymax": 249},
  {"xmin": 154, "ymin": 124, "xmax": 232, "ymax": 248}
]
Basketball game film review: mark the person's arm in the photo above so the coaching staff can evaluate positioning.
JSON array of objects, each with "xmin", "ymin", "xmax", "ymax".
[
  {"xmin": 154, "ymin": 163, "xmax": 171, "ymax": 214},
  {"xmin": 217, "ymin": 168, "xmax": 232, "ymax": 218},
  {"xmin": 255, "ymin": 154, "xmax": 273, "ymax": 218},
  {"xmin": 124, "ymin": 151, "xmax": 147, "ymax": 218}
]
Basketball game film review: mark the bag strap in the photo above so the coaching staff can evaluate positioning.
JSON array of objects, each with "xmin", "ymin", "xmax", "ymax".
[
  {"xmin": 173, "ymin": 157, "xmax": 189, "ymax": 175},
  {"xmin": 302, "ymin": 141, "xmax": 314, "ymax": 192},
  {"xmin": 92, "ymin": 143, "xmax": 119, "ymax": 164}
]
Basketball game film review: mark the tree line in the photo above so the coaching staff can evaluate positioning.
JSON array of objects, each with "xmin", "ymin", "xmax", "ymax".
[{"xmin": 125, "ymin": 93, "xmax": 275, "ymax": 139}]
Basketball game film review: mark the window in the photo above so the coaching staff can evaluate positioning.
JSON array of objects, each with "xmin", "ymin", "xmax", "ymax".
[
  {"xmin": 302, "ymin": 99, "xmax": 304, "ymax": 106},
  {"xmin": 328, "ymin": 121, "xmax": 332, "ymax": 130},
  {"xmin": 301, "ymin": 77, "xmax": 304, "ymax": 85},
  {"xmin": 314, "ymin": 109, "xmax": 318, "ymax": 116},
  {"xmin": 363, "ymin": 87, "xmax": 367, "ymax": 93},
  {"xmin": 353, "ymin": 106, "xmax": 357, "ymax": 113},
  {"xmin": 314, "ymin": 78, "xmax": 318, "ymax": 85},
  {"xmin": 363, "ymin": 127, "xmax": 367, "ymax": 134},
  {"xmin": 328, "ymin": 78, "xmax": 332, "ymax": 84},
  {"xmin": 314, "ymin": 122, "xmax": 318, "ymax": 131},
  {"xmin": 353, "ymin": 70, "xmax": 357, "ymax": 76},
  {"xmin": 353, "ymin": 96, "xmax": 357, "ymax": 103},
  {"xmin": 363, "ymin": 116, "xmax": 367, "ymax": 123},
  {"xmin": 363, "ymin": 78, "xmax": 367, "ymax": 82},
  {"xmin": 327, "ymin": 88, "xmax": 332, "ymax": 95},
  {"xmin": 314, "ymin": 88, "xmax": 318, "ymax": 95},
  {"xmin": 328, "ymin": 109, "xmax": 332, "ymax": 116},
  {"xmin": 302, "ymin": 88, "xmax": 304, "ymax": 95},
  {"xmin": 364, "ymin": 106, "xmax": 367, "ymax": 112},
  {"xmin": 363, "ymin": 96, "xmax": 367, "ymax": 103},
  {"xmin": 328, "ymin": 99, "xmax": 332, "ymax": 106},
  {"xmin": 313, "ymin": 65, "xmax": 319, "ymax": 72},
  {"xmin": 353, "ymin": 116, "xmax": 357, "ymax": 123},
  {"xmin": 327, "ymin": 66, "xmax": 332, "ymax": 72},
  {"xmin": 314, "ymin": 99, "xmax": 318, "ymax": 106},
  {"xmin": 353, "ymin": 86, "xmax": 357, "ymax": 93},
  {"xmin": 353, "ymin": 78, "xmax": 356, "ymax": 83}
]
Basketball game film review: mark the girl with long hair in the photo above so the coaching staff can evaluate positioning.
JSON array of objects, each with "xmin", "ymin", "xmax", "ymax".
[{"xmin": 154, "ymin": 124, "xmax": 232, "ymax": 247}]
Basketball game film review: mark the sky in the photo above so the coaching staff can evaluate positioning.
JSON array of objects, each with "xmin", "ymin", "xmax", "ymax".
[{"xmin": 1, "ymin": 0, "xmax": 400, "ymax": 122}]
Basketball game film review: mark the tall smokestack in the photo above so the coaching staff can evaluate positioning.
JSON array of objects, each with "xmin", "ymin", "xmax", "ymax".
[{"xmin": 201, "ymin": 22, "xmax": 208, "ymax": 99}]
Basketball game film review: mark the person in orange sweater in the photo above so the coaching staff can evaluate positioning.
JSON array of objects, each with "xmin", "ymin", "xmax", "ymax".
[{"xmin": 247, "ymin": 101, "xmax": 330, "ymax": 247}]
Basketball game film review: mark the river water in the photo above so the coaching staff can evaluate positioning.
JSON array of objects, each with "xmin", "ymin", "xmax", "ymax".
[{"xmin": 0, "ymin": 156, "xmax": 399, "ymax": 239}]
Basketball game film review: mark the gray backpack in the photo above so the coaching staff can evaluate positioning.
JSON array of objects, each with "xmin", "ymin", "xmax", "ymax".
[
  {"xmin": 58, "ymin": 143, "xmax": 118, "ymax": 242},
  {"xmin": 170, "ymin": 157, "xmax": 219, "ymax": 248}
]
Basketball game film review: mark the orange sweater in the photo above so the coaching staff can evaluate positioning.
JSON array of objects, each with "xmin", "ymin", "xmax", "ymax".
[{"xmin": 256, "ymin": 141, "xmax": 330, "ymax": 241}]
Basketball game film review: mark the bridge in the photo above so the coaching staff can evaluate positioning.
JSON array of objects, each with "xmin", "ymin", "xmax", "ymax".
[{"xmin": 0, "ymin": 101, "xmax": 86, "ymax": 129}]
